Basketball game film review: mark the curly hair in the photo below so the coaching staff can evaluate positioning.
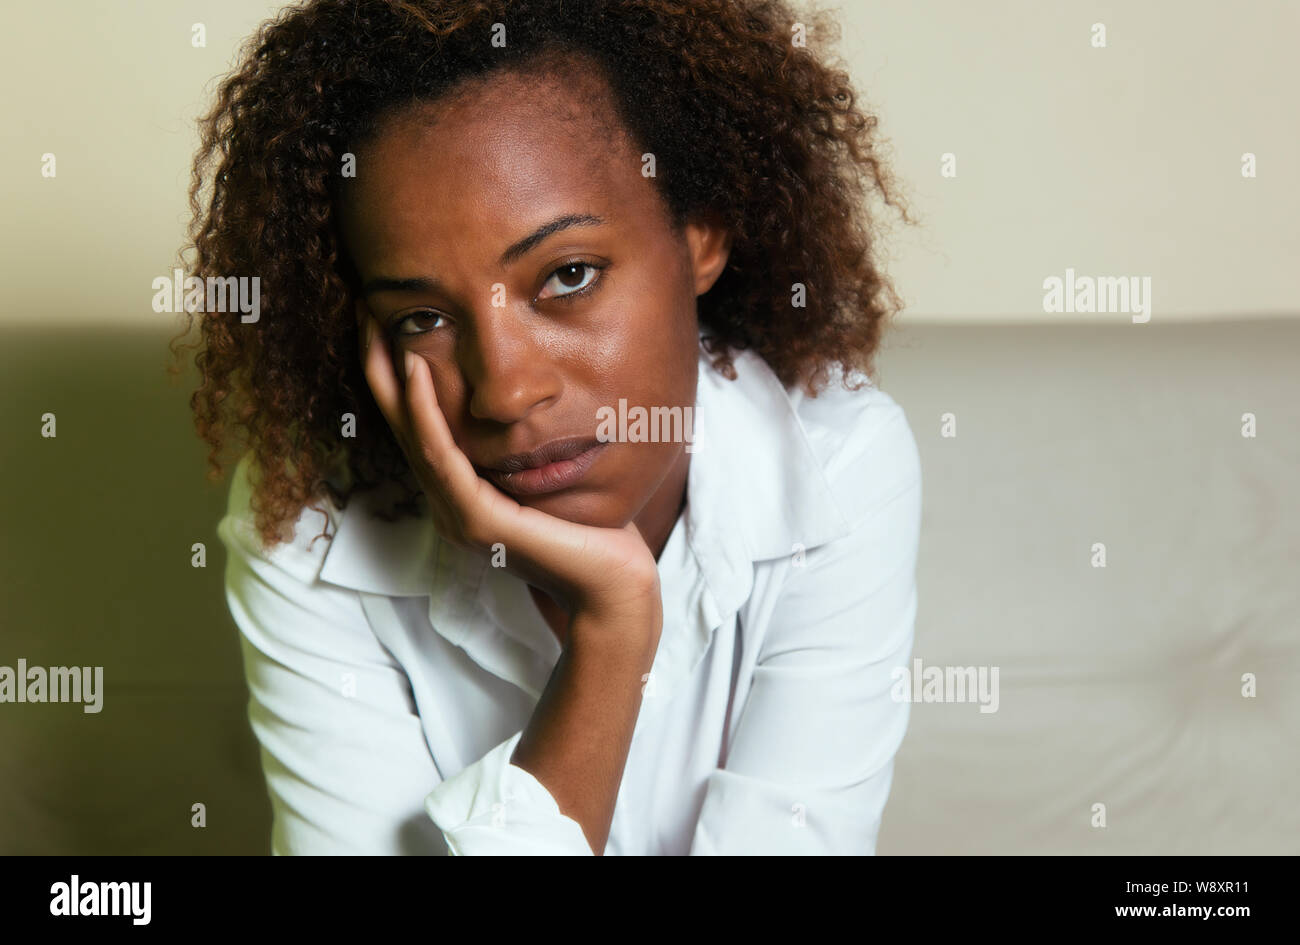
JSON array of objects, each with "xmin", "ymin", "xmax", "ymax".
[{"xmin": 169, "ymin": 0, "xmax": 914, "ymax": 552}]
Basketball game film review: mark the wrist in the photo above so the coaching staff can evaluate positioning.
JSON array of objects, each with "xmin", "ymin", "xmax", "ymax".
[{"xmin": 566, "ymin": 595, "xmax": 662, "ymax": 663}]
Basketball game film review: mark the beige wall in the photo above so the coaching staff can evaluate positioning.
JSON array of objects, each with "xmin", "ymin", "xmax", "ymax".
[
  {"xmin": 836, "ymin": 0, "xmax": 1299, "ymax": 322},
  {"xmin": 2, "ymin": 0, "xmax": 1295, "ymax": 327}
]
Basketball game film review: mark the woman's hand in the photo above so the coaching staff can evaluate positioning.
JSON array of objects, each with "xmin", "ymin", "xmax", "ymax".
[{"xmin": 357, "ymin": 314, "xmax": 661, "ymax": 643}]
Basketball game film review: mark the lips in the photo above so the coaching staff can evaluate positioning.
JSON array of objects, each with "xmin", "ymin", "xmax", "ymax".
[{"xmin": 477, "ymin": 435, "xmax": 608, "ymax": 497}]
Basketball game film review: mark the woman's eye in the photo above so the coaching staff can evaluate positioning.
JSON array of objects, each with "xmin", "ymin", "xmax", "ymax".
[
  {"xmin": 394, "ymin": 310, "xmax": 447, "ymax": 335},
  {"xmin": 391, "ymin": 264, "xmax": 603, "ymax": 333},
  {"xmin": 538, "ymin": 262, "xmax": 603, "ymax": 302}
]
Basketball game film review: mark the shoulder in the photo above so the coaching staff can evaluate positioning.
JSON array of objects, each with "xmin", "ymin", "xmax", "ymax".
[
  {"xmin": 788, "ymin": 371, "xmax": 922, "ymax": 528},
  {"xmin": 216, "ymin": 451, "xmax": 342, "ymax": 586}
]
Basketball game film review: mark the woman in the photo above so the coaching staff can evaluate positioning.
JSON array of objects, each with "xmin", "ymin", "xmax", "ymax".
[{"xmin": 176, "ymin": 0, "xmax": 922, "ymax": 855}]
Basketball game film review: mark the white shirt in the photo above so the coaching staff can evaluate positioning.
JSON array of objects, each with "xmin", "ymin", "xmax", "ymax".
[{"xmin": 218, "ymin": 336, "xmax": 922, "ymax": 855}]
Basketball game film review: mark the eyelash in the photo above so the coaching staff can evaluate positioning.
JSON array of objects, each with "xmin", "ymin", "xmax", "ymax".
[
  {"xmin": 544, "ymin": 260, "xmax": 606, "ymax": 305},
  {"xmin": 390, "ymin": 260, "xmax": 607, "ymax": 337}
]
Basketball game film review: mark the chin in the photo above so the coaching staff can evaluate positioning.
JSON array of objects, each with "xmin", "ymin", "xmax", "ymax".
[{"xmin": 514, "ymin": 489, "xmax": 633, "ymax": 530}]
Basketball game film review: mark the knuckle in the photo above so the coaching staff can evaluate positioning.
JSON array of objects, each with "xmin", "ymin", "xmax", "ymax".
[
  {"xmin": 617, "ymin": 562, "xmax": 661, "ymax": 595},
  {"xmin": 611, "ymin": 548, "xmax": 660, "ymax": 587},
  {"xmin": 415, "ymin": 439, "xmax": 441, "ymax": 474}
]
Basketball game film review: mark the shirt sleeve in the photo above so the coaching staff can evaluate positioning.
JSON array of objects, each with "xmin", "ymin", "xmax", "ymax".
[
  {"xmin": 218, "ymin": 482, "xmax": 448, "ymax": 855},
  {"xmin": 422, "ymin": 730, "xmax": 595, "ymax": 855},
  {"xmin": 688, "ymin": 407, "xmax": 923, "ymax": 855}
]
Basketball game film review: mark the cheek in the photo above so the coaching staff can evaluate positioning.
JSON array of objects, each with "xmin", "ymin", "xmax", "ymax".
[
  {"xmin": 637, "ymin": 263, "xmax": 698, "ymax": 374},
  {"xmin": 630, "ymin": 305, "xmax": 698, "ymax": 406},
  {"xmin": 588, "ymin": 281, "xmax": 697, "ymax": 398}
]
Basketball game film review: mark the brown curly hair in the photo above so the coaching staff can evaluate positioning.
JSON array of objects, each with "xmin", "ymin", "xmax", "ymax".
[{"xmin": 169, "ymin": 0, "xmax": 914, "ymax": 552}]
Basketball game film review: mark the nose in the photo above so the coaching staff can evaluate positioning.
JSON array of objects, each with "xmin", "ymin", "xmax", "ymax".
[{"xmin": 459, "ymin": 306, "xmax": 561, "ymax": 424}]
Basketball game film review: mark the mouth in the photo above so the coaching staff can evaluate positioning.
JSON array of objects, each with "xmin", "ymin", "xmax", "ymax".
[{"xmin": 476, "ymin": 435, "xmax": 608, "ymax": 497}]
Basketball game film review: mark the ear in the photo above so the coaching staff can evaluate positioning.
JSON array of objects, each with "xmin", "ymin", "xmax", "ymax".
[{"xmin": 684, "ymin": 213, "xmax": 733, "ymax": 297}]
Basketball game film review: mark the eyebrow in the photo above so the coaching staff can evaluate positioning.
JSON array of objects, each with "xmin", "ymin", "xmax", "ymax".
[{"xmin": 359, "ymin": 212, "xmax": 606, "ymax": 297}]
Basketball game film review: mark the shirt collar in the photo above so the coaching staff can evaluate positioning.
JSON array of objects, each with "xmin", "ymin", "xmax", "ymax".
[{"xmin": 316, "ymin": 335, "xmax": 853, "ymax": 697}]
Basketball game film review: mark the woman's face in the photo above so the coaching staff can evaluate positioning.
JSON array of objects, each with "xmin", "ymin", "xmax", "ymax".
[{"xmin": 339, "ymin": 65, "xmax": 731, "ymax": 532}]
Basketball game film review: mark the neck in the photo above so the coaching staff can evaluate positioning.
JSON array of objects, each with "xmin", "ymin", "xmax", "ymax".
[{"xmin": 633, "ymin": 447, "xmax": 690, "ymax": 562}]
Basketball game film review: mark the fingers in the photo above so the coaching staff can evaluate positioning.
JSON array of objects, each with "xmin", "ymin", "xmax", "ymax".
[
  {"xmin": 360, "ymin": 313, "xmax": 410, "ymax": 447},
  {"xmin": 359, "ymin": 320, "xmax": 480, "ymax": 544},
  {"xmin": 402, "ymin": 345, "xmax": 482, "ymax": 507},
  {"xmin": 359, "ymin": 315, "xmax": 470, "ymax": 517}
]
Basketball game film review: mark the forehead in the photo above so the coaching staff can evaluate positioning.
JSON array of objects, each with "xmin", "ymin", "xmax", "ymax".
[{"xmin": 340, "ymin": 65, "xmax": 657, "ymax": 274}]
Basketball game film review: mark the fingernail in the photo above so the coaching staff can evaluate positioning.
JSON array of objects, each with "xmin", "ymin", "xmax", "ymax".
[{"xmin": 404, "ymin": 350, "xmax": 416, "ymax": 379}]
